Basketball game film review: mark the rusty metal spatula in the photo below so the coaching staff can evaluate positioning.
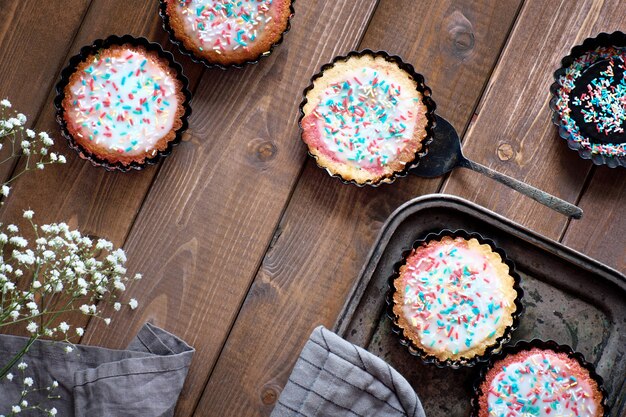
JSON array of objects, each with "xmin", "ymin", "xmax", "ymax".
[{"xmin": 411, "ymin": 115, "xmax": 583, "ymax": 219}]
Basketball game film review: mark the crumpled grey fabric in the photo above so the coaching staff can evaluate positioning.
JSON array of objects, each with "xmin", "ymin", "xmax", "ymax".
[
  {"xmin": 271, "ymin": 326, "xmax": 425, "ymax": 417},
  {"xmin": 0, "ymin": 323, "xmax": 193, "ymax": 416}
]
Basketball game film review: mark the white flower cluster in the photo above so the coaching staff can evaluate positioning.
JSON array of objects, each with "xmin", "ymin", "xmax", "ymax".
[
  {"xmin": 0, "ymin": 99, "xmax": 66, "ymax": 204},
  {"xmin": 0, "ymin": 362, "xmax": 60, "ymax": 416},
  {"xmin": 0, "ymin": 211, "xmax": 142, "ymax": 413},
  {"xmin": 0, "ymin": 211, "xmax": 141, "ymax": 343}
]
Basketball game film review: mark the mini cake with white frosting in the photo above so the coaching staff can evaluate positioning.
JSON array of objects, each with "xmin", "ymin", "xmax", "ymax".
[
  {"xmin": 392, "ymin": 235, "xmax": 519, "ymax": 363},
  {"xmin": 301, "ymin": 53, "xmax": 433, "ymax": 185},
  {"xmin": 477, "ymin": 347, "xmax": 604, "ymax": 417},
  {"xmin": 62, "ymin": 44, "xmax": 185, "ymax": 166},
  {"xmin": 164, "ymin": 0, "xmax": 292, "ymax": 66}
]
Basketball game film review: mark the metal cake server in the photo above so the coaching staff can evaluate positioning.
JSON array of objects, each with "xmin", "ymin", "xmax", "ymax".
[{"xmin": 411, "ymin": 115, "xmax": 583, "ymax": 219}]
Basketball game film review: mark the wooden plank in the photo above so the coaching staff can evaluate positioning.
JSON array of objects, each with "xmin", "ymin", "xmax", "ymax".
[
  {"xmin": 0, "ymin": 0, "xmax": 92, "ymax": 183},
  {"xmin": 195, "ymin": 1, "xmax": 523, "ymax": 415},
  {"xmin": 0, "ymin": 0, "xmax": 204, "ymax": 336},
  {"xmin": 78, "ymin": 2, "xmax": 381, "ymax": 416},
  {"xmin": 442, "ymin": 0, "xmax": 626, "ymax": 241},
  {"xmin": 0, "ymin": 0, "xmax": 203, "ymax": 240},
  {"xmin": 562, "ymin": 168, "xmax": 625, "ymax": 272}
]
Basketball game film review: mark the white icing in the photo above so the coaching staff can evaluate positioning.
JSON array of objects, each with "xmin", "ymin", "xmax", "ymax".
[
  {"xmin": 67, "ymin": 48, "xmax": 179, "ymax": 156},
  {"xmin": 400, "ymin": 241, "xmax": 512, "ymax": 355},
  {"xmin": 174, "ymin": 0, "xmax": 276, "ymax": 53},
  {"xmin": 310, "ymin": 67, "xmax": 422, "ymax": 170},
  {"xmin": 487, "ymin": 352, "xmax": 599, "ymax": 417}
]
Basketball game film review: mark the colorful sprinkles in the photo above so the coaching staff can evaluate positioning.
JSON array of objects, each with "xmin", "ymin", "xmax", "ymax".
[
  {"xmin": 486, "ymin": 350, "xmax": 600, "ymax": 417},
  {"xmin": 396, "ymin": 238, "xmax": 514, "ymax": 357},
  {"xmin": 308, "ymin": 67, "xmax": 422, "ymax": 170},
  {"xmin": 555, "ymin": 46, "xmax": 626, "ymax": 157},
  {"xmin": 66, "ymin": 47, "xmax": 179, "ymax": 156},
  {"xmin": 175, "ymin": 0, "xmax": 275, "ymax": 53}
]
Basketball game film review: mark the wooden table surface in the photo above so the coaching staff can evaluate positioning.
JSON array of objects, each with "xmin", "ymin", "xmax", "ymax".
[{"xmin": 1, "ymin": 0, "xmax": 624, "ymax": 416}]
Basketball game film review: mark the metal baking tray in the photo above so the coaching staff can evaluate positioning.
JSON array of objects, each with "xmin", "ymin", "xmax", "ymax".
[{"xmin": 334, "ymin": 194, "xmax": 626, "ymax": 417}]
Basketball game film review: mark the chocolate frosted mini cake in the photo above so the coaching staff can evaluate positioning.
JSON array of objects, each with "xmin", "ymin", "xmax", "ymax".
[
  {"xmin": 552, "ymin": 32, "xmax": 626, "ymax": 167},
  {"xmin": 390, "ymin": 233, "xmax": 522, "ymax": 366},
  {"xmin": 475, "ymin": 345, "xmax": 605, "ymax": 417},
  {"xmin": 61, "ymin": 43, "xmax": 187, "ymax": 168},
  {"xmin": 300, "ymin": 51, "xmax": 435, "ymax": 185},
  {"xmin": 162, "ymin": 0, "xmax": 293, "ymax": 67}
]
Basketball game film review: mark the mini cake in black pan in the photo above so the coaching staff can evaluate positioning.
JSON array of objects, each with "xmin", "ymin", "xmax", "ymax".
[
  {"xmin": 55, "ymin": 35, "xmax": 192, "ymax": 171},
  {"xmin": 388, "ymin": 230, "xmax": 523, "ymax": 368},
  {"xmin": 472, "ymin": 340, "xmax": 607, "ymax": 417},
  {"xmin": 551, "ymin": 31, "xmax": 626, "ymax": 167},
  {"xmin": 300, "ymin": 50, "xmax": 436, "ymax": 186}
]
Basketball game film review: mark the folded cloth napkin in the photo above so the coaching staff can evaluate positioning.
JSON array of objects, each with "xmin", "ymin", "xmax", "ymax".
[
  {"xmin": 0, "ymin": 323, "xmax": 194, "ymax": 417},
  {"xmin": 271, "ymin": 326, "xmax": 425, "ymax": 417}
]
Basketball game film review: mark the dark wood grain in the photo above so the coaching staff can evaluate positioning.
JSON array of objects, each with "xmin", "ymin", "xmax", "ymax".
[
  {"xmin": 0, "ymin": 0, "xmax": 204, "ymax": 337},
  {"xmin": 0, "ymin": 0, "xmax": 203, "ymax": 239},
  {"xmin": 442, "ymin": 0, "xmax": 626, "ymax": 248},
  {"xmin": 78, "ymin": 2, "xmax": 381, "ymax": 416},
  {"xmin": 0, "ymin": 0, "xmax": 91, "ymax": 184},
  {"xmin": 562, "ymin": 167, "xmax": 625, "ymax": 272},
  {"xmin": 195, "ymin": 1, "xmax": 523, "ymax": 416}
]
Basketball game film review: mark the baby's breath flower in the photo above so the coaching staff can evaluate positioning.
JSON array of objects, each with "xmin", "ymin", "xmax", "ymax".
[
  {"xmin": 17, "ymin": 362, "xmax": 27, "ymax": 370},
  {"xmin": 96, "ymin": 239, "xmax": 113, "ymax": 251},
  {"xmin": 6, "ymin": 373, "xmax": 13, "ymax": 381},
  {"xmin": 49, "ymin": 408, "xmax": 58, "ymax": 416},
  {"xmin": 49, "ymin": 153, "xmax": 57, "ymax": 162},
  {"xmin": 36, "ymin": 162, "xmax": 44, "ymax": 170},
  {"xmin": 9, "ymin": 236, "xmax": 27, "ymax": 247},
  {"xmin": 1, "ymin": 185, "xmax": 10, "ymax": 197},
  {"xmin": 25, "ymin": 129, "xmax": 35, "ymax": 138},
  {"xmin": 23, "ymin": 377, "xmax": 33, "ymax": 387},
  {"xmin": 16, "ymin": 113, "xmax": 26, "ymax": 124},
  {"xmin": 26, "ymin": 321, "xmax": 38, "ymax": 334},
  {"xmin": 1, "ymin": 98, "xmax": 11, "ymax": 107},
  {"xmin": 11, "ymin": 405, "xmax": 20, "ymax": 414},
  {"xmin": 20, "ymin": 400, "xmax": 28, "ymax": 408},
  {"xmin": 0, "ymin": 211, "xmax": 141, "ymax": 401},
  {"xmin": 58, "ymin": 155, "xmax": 67, "ymax": 164}
]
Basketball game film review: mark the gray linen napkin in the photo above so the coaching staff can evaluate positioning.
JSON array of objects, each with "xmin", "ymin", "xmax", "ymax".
[
  {"xmin": 271, "ymin": 326, "xmax": 425, "ymax": 417},
  {"xmin": 0, "ymin": 323, "xmax": 193, "ymax": 416}
]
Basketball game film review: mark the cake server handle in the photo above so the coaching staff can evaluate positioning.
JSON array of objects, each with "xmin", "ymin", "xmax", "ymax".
[{"xmin": 459, "ymin": 158, "xmax": 583, "ymax": 219}]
